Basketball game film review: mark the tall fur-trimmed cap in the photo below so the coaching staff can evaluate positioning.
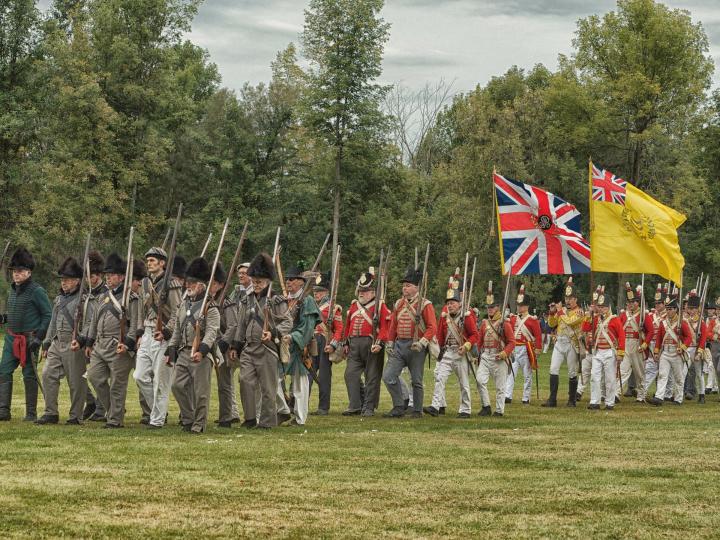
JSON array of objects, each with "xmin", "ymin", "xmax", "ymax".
[
  {"xmin": 485, "ymin": 281, "xmax": 497, "ymax": 306},
  {"xmin": 57, "ymin": 257, "xmax": 82, "ymax": 278},
  {"xmin": 596, "ymin": 285, "xmax": 609, "ymax": 307},
  {"xmin": 564, "ymin": 276, "xmax": 576, "ymax": 298},
  {"xmin": 402, "ymin": 265, "xmax": 423, "ymax": 286},
  {"xmin": 314, "ymin": 271, "xmax": 331, "ymax": 291},
  {"xmin": 357, "ymin": 267, "xmax": 375, "ymax": 291},
  {"xmin": 445, "ymin": 268, "xmax": 462, "ymax": 303},
  {"xmin": 9, "ymin": 247, "xmax": 35, "ymax": 270},
  {"xmin": 132, "ymin": 259, "xmax": 147, "ymax": 280},
  {"xmin": 625, "ymin": 282, "xmax": 639, "ymax": 302},
  {"xmin": 687, "ymin": 289, "xmax": 700, "ymax": 308},
  {"xmin": 213, "ymin": 262, "xmax": 227, "ymax": 284},
  {"xmin": 516, "ymin": 284, "xmax": 530, "ymax": 306},
  {"xmin": 248, "ymin": 253, "xmax": 275, "ymax": 280},
  {"xmin": 172, "ymin": 255, "xmax": 187, "ymax": 279},
  {"xmin": 88, "ymin": 250, "xmax": 104, "ymax": 274},
  {"xmin": 103, "ymin": 252, "xmax": 125, "ymax": 274},
  {"xmin": 186, "ymin": 257, "xmax": 211, "ymax": 283}
]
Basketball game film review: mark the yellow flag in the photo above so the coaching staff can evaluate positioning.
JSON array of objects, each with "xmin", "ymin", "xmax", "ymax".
[{"xmin": 589, "ymin": 161, "xmax": 686, "ymax": 285}]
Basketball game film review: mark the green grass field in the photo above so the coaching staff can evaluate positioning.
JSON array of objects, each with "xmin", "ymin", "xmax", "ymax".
[{"xmin": 1, "ymin": 352, "xmax": 720, "ymax": 539}]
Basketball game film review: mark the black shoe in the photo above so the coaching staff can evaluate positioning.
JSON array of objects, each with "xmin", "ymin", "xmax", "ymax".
[
  {"xmin": 140, "ymin": 417, "xmax": 150, "ymax": 425},
  {"xmin": 504, "ymin": 397, "xmax": 512, "ymax": 404},
  {"xmin": 181, "ymin": 423, "xmax": 192, "ymax": 432},
  {"xmin": 587, "ymin": 404, "xmax": 600, "ymax": 410},
  {"xmin": 277, "ymin": 412, "xmax": 292, "ymax": 425},
  {"xmin": 522, "ymin": 400, "xmax": 529, "ymax": 405},
  {"xmin": 82, "ymin": 402, "xmax": 96, "ymax": 421},
  {"xmin": 89, "ymin": 412, "xmax": 106, "ymax": 422},
  {"xmin": 605, "ymin": 405, "xmax": 614, "ymax": 411},
  {"xmin": 684, "ymin": 394, "xmax": 694, "ymax": 401},
  {"xmin": 438, "ymin": 407, "xmax": 446, "ymax": 415},
  {"xmin": 103, "ymin": 423, "xmax": 123, "ymax": 429},
  {"xmin": 35, "ymin": 414, "xmax": 59, "ymax": 425},
  {"xmin": 541, "ymin": 400, "xmax": 557, "ymax": 408},
  {"xmin": 361, "ymin": 409, "xmax": 374, "ymax": 417},
  {"xmin": 663, "ymin": 397, "xmax": 672, "ymax": 402},
  {"xmin": 647, "ymin": 397, "xmax": 663, "ymax": 406},
  {"xmin": 672, "ymin": 400, "xmax": 682, "ymax": 405},
  {"xmin": 408, "ymin": 411, "xmax": 422, "ymax": 418},
  {"xmin": 492, "ymin": 411, "xmax": 503, "ymax": 417},
  {"xmin": 382, "ymin": 407, "xmax": 405, "ymax": 418},
  {"xmin": 241, "ymin": 419, "xmax": 257, "ymax": 429},
  {"xmin": 698, "ymin": 395, "xmax": 706, "ymax": 404},
  {"xmin": 457, "ymin": 412, "xmax": 471, "ymax": 418},
  {"xmin": 23, "ymin": 413, "xmax": 37, "ymax": 422},
  {"xmin": 341, "ymin": 409, "xmax": 361, "ymax": 416},
  {"xmin": 65, "ymin": 418, "xmax": 81, "ymax": 425},
  {"xmin": 310, "ymin": 409, "xmax": 328, "ymax": 416},
  {"xmin": 146, "ymin": 423, "xmax": 163, "ymax": 430},
  {"xmin": 478, "ymin": 406, "xmax": 491, "ymax": 417},
  {"xmin": 230, "ymin": 417, "xmax": 241, "ymax": 424},
  {"xmin": 218, "ymin": 421, "xmax": 232, "ymax": 428},
  {"xmin": 252, "ymin": 424, "xmax": 271, "ymax": 430},
  {"xmin": 422, "ymin": 406, "xmax": 439, "ymax": 417}
]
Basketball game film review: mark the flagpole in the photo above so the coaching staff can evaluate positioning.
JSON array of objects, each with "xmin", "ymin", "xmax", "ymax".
[
  {"xmin": 493, "ymin": 168, "xmax": 506, "ymax": 275},
  {"xmin": 588, "ymin": 158, "xmax": 595, "ymax": 311}
]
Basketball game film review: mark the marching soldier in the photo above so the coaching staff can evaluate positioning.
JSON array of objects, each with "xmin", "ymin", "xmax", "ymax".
[
  {"xmin": 311, "ymin": 272, "xmax": 343, "ymax": 415},
  {"xmin": 85, "ymin": 253, "xmax": 141, "ymax": 428},
  {"xmin": 382, "ymin": 263, "xmax": 437, "ymax": 418},
  {"xmin": 167, "ymin": 257, "xmax": 221, "ymax": 433},
  {"xmin": 236, "ymin": 253, "xmax": 292, "ymax": 429},
  {"xmin": 641, "ymin": 284, "xmax": 666, "ymax": 399},
  {"xmin": 424, "ymin": 270, "xmax": 479, "ymax": 418},
  {"xmin": 37, "ymin": 257, "xmax": 86, "ymax": 424},
  {"xmin": 82, "ymin": 251, "xmax": 108, "ymax": 422},
  {"xmin": 648, "ymin": 290, "xmax": 691, "ymax": 405},
  {"xmin": 282, "ymin": 265, "xmax": 321, "ymax": 426},
  {"xmin": 505, "ymin": 285, "xmax": 542, "ymax": 405},
  {"xmin": 683, "ymin": 290, "xmax": 708, "ymax": 403},
  {"xmin": 211, "ymin": 264, "xmax": 241, "ymax": 428},
  {"xmin": 476, "ymin": 282, "xmax": 515, "ymax": 416},
  {"xmin": 0, "ymin": 248, "xmax": 52, "ymax": 422},
  {"xmin": 225, "ymin": 262, "xmax": 251, "ymax": 423},
  {"xmin": 618, "ymin": 283, "xmax": 651, "ymax": 403},
  {"xmin": 583, "ymin": 286, "xmax": 625, "ymax": 411},
  {"xmin": 342, "ymin": 267, "xmax": 390, "ymax": 417},
  {"xmin": 544, "ymin": 277, "xmax": 583, "ymax": 407},
  {"xmin": 134, "ymin": 247, "xmax": 183, "ymax": 428}
]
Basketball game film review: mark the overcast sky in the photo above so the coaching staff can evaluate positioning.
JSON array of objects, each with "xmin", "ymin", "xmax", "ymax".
[
  {"xmin": 187, "ymin": 0, "xmax": 720, "ymax": 94},
  {"xmin": 34, "ymin": 0, "xmax": 720, "ymax": 92}
]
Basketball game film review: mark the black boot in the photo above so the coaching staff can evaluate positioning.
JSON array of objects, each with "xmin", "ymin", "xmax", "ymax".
[
  {"xmin": 542, "ymin": 374, "xmax": 559, "ymax": 407},
  {"xmin": 478, "ymin": 406, "xmax": 491, "ymax": 416},
  {"xmin": 0, "ymin": 375, "xmax": 12, "ymax": 421},
  {"xmin": 566, "ymin": 377, "xmax": 578, "ymax": 407},
  {"xmin": 698, "ymin": 394, "xmax": 706, "ymax": 404},
  {"xmin": 23, "ymin": 378, "xmax": 38, "ymax": 422}
]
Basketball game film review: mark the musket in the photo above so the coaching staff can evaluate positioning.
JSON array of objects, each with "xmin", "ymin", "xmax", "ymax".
[
  {"xmin": 155, "ymin": 204, "xmax": 183, "ymax": 337},
  {"xmin": 217, "ymin": 220, "xmax": 248, "ymax": 307},
  {"xmin": 263, "ymin": 228, "xmax": 282, "ymax": 337},
  {"xmin": 200, "ymin": 233, "xmax": 213, "ymax": 258},
  {"xmin": 325, "ymin": 243, "xmax": 341, "ymax": 348},
  {"xmin": 382, "ymin": 246, "xmax": 392, "ymax": 303},
  {"xmin": 160, "ymin": 227, "xmax": 171, "ymax": 252},
  {"xmin": 191, "ymin": 219, "xmax": 229, "ymax": 359},
  {"xmin": 693, "ymin": 275, "xmax": 710, "ymax": 368},
  {"xmin": 72, "ymin": 234, "xmax": 92, "ymax": 344},
  {"xmin": 274, "ymin": 247, "xmax": 289, "ymax": 297},
  {"xmin": 119, "ymin": 226, "xmax": 135, "ymax": 346},
  {"xmin": 0, "ymin": 241, "xmax": 10, "ymax": 272},
  {"xmin": 415, "ymin": 243, "xmax": 430, "ymax": 368},
  {"xmin": 498, "ymin": 264, "xmax": 515, "ymax": 378},
  {"xmin": 451, "ymin": 253, "xmax": 476, "ymax": 381},
  {"xmin": 371, "ymin": 248, "xmax": 385, "ymax": 343},
  {"xmin": 466, "ymin": 257, "xmax": 477, "ymax": 311}
]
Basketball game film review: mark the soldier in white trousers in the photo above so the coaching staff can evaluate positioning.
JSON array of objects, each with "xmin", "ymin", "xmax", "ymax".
[
  {"xmin": 683, "ymin": 291, "xmax": 708, "ymax": 403},
  {"xmin": 583, "ymin": 288, "xmax": 625, "ymax": 411},
  {"xmin": 505, "ymin": 285, "xmax": 542, "ymax": 404},
  {"xmin": 424, "ymin": 270, "xmax": 479, "ymax": 418},
  {"xmin": 476, "ymin": 282, "xmax": 515, "ymax": 417},
  {"xmin": 618, "ymin": 283, "xmax": 651, "ymax": 403}
]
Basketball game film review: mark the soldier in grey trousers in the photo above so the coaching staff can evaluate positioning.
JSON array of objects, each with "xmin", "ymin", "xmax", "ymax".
[
  {"xmin": 168, "ymin": 257, "xmax": 221, "ymax": 434},
  {"xmin": 86, "ymin": 254, "xmax": 143, "ymax": 428},
  {"xmin": 37, "ymin": 257, "xmax": 88, "ymax": 425},
  {"xmin": 235, "ymin": 253, "xmax": 293, "ymax": 429}
]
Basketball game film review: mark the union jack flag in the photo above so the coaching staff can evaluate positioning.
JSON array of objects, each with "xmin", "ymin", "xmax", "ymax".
[
  {"xmin": 494, "ymin": 173, "xmax": 590, "ymax": 275},
  {"xmin": 591, "ymin": 163, "xmax": 627, "ymax": 206}
]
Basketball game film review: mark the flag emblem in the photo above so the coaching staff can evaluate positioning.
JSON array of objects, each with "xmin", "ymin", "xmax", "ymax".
[
  {"xmin": 494, "ymin": 173, "xmax": 590, "ymax": 275},
  {"xmin": 592, "ymin": 164, "xmax": 627, "ymax": 205}
]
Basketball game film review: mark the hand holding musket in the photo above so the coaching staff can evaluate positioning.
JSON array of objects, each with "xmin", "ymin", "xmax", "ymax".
[
  {"xmin": 72, "ymin": 233, "xmax": 92, "ymax": 345},
  {"xmin": 155, "ymin": 203, "xmax": 183, "ymax": 341}
]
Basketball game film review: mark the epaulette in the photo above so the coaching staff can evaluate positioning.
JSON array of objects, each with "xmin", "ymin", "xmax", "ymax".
[
  {"xmin": 222, "ymin": 297, "xmax": 236, "ymax": 309},
  {"xmin": 169, "ymin": 278, "xmax": 183, "ymax": 289},
  {"xmin": 350, "ymin": 299, "xmax": 358, "ymax": 306},
  {"xmin": 421, "ymin": 298, "xmax": 432, "ymax": 309},
  {"xmin": 271, "ymin": 295, "xmax": 287, "ymax": 307}
]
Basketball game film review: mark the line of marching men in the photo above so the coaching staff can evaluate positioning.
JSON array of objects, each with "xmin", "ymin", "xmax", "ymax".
[{"xmin": 1, "ymin": 244, "xmax": 716, "ymax": 431}]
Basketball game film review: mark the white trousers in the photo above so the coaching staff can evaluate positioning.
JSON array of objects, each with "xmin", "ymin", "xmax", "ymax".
[
  {"xmin": 430, "ymin": 350, "xmax": 471, "ymax": 413},
  {"xmin": 291, "ymin": 365, "xmax": 310, "ymax": 425},
  {"xmin": 655, "ymin": 351, "xmax": 686, "ymax": 403},
  {"xmin": 619, "ymin": 339, "xmax": 646, "ymax": 400},
  {"xmin": 476, "ymin": 352, "xmax": 507, "ymax": 413},
  {"xmin": 133, "ymin": 328, "xmax": 172, "ymax": 426},
  {"xmin": 576, "ymin": 352, "xmax": 593, "ymax": 395},
  {"xmin": 550, "ymin": 336, "xmax": 578, "ymax": 377},
  {"xmin": 590, "ymin": 349, "xmax": 617, "ymax": 406},
  {"xmin": 505, "ymin": 345, "xmax": 532, "ymax": 402}
]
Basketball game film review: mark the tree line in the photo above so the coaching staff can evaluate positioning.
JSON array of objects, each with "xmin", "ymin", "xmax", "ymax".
[{"xmin": 1, "ymin": 0, "xmax": 717, "ymax": 309}]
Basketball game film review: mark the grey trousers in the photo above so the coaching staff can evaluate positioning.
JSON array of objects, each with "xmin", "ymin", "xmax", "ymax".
[
  {"xmin": 345, "ymin": 336, "xmax": 383, "ymax": 413},
  {"xmin": 240, "ymin": 343, "xmax": 279, "ymax": 428},
  {"xmin": 87, "ymin": 337, "xmax": 133, "ymax": 426},
  {"xmin": 216, "ymin": 354, "xmax": 238, "ymax": 423},
  {"xmin": 171, "ymin": 349, "xmax": 213, "ymax": 433},
  {"xmin": 42, "ymin": 337, "xmax": 87, "ymax": 421},
  {"xmin": 382, "ymin": 339, "xmax": 425, "ymax": 411},
  {"xmin": 310, "ymin": 334, "xmax": 332, "ymax": 412}
]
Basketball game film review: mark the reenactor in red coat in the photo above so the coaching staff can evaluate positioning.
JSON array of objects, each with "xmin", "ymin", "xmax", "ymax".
[
  {"xmin": 618, "ymin": 283, "xmax": 652, "ymax": 403},
  {"xmin": 504, "ymin": 285, "xmax": 542, "ymax": 405}
]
